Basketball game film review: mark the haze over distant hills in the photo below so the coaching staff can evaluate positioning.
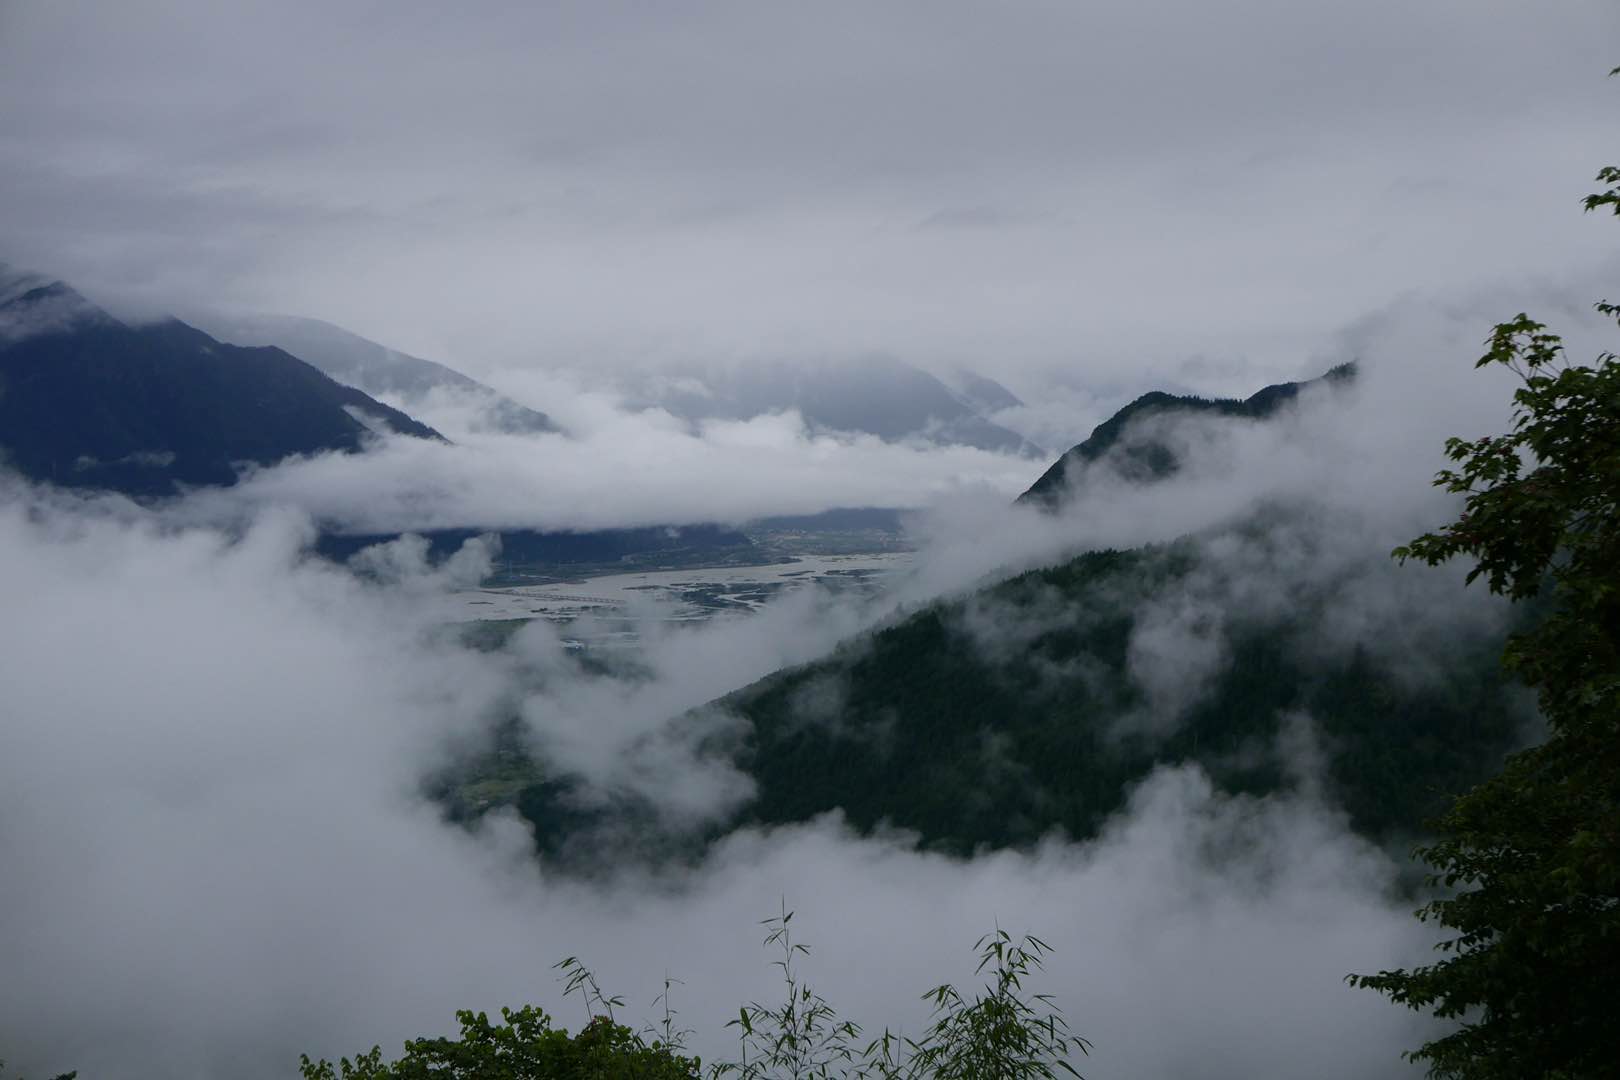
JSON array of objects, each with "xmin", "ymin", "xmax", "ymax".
[
  {"xmin": 625, "ymin": 354, "xmax": 1045, "ymax": 456},
  {"xmin": 191, "ymin": 311, "xmax": 559, "ymax": 435},
  {"xmin": 946, "ymin": 369, "xmax": 1026, "ymax": 415},
  {"xmin": 0, "ymin": 267, "xmax": 976, "ymax": 572},
  {"xmin": 0, "ymin": 269, "xmax": 443, "ymax": 497}
]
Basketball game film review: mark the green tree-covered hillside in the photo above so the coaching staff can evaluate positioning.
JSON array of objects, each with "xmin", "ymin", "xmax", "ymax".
[
  {"xmin": 714, "ymin": 526, "xmax": 1524, "ymax": 854},
  {"xmin": 457, "ymin": 510, "xmax": 1530, "ymax": 861}
]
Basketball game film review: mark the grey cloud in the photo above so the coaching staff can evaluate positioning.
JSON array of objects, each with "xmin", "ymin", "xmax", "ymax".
[
  {"xmin": 162, "ymin": 413, "xmax": 1040, "ymax": 535},
  {"xmin": 138, "ymin": 266, "xmax": 1573, "ymax": 557},
  {"xmin": 1124, "ymin": 588, "xmax": 1230, "ymax": 736},
  {"xmin": 0, "ymin": 486, "xmax": 1443, "ymax": 1080},
  {"xmin": 2, "ymin": 2, "xmax": 1616, "ymax": 384},
  {"xmin": 914, "ymin": 205, "xmax": 1067, "ymax": 232}
]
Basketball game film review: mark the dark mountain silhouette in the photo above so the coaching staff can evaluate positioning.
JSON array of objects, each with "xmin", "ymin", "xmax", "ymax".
[
  {"xmin": 0, "ymin": 277, "xmax": 442, "ymax": 497},
  {"xmin": 1017, "ymin": 363, "xmax": 1356, "ymax": 507},
  {"xmin": 191, "ymin": 312, "xmax": 559, "ymax": 434}
]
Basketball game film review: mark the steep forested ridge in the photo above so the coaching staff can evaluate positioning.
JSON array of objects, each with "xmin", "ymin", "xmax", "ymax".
[
  {"xmin": 1017, "ymin": 363, "xmax": 1356, "ymax": 506},
  {"xmin": 709, "ymin": 532, "xmax": 1524, "ymax": 853}
]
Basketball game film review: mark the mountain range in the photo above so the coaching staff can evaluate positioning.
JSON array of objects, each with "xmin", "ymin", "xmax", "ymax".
[
  {"xmin": 0, "ymin": 271, "xmax": 442, "ymax": 497},
  {"xmin": 0, "ymin": 270, "xmax": 851, "ymax": 574},
  {"xmin": 623, "ymin": 355, "xmax": 1044, "ymax": 456},
  {"xmin": 190, "ymin": 311, "xmax": 559, "ymax": 435}
]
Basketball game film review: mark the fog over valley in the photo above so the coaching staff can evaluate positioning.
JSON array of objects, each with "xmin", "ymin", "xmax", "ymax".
[{"xmin": 1, "ymin": 4, "xmax": 1615, "ymax": 1079}]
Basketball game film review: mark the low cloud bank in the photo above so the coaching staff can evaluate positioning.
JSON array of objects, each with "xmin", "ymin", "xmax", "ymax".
[
  {"xmin": 169, "ymin": 403, "xmax": 1037, "ymax": 536},
  {"xmin": 0, "ymin": 496, "xmax": 1436, "ymax": 1080},
  {"xmin": 123, "ymin": 272, "xmax": 1608, "ymax": 560}
]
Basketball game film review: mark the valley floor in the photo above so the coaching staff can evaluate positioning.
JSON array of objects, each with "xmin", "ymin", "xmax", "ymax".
[{"xmin": 439, "ymin": 550, "xmax": 914, "ymax": 637}]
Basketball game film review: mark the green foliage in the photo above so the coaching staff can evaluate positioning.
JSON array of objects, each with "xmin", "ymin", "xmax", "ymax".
[
  {"xmin": 718, "ymin": 536, "xmax": 1522, "ymax": 855},
  {"xmin": 718, "ymin": 910, "xmax": 1088, "ymax": 1080},
  {"xmin": 895, "ymin": 931, "xmax": 1089, "ymax": 1080},
  {"xmin": 556, "ymin": 956, "xmax": 630, "ymax": 1028},
  {"xmin": 717, "ymin": 904, "xmax": 865, "ymax": 1080},
  {"xmin": 1349, "ymin": 156, "xmax": 1620, "ymax": 1079},
  {"xmin": 297, "ymin": 1006, "xmax": 700, "ymax": 1080},
  {"xmin": 300, "ymin": 915, "xmax": 1087, "ymax": 1080}
]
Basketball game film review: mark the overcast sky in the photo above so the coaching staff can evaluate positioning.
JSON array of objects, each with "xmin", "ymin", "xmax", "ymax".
[{"xmin": 2, "ymin": 0, "xmax": 1617, "ymax": 395}]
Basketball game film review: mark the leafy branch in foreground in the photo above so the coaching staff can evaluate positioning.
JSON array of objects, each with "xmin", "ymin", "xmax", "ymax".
[
  {"xmin": 716, "ymin": 901, "xmax": 865, "ymax": 1080},
  {"xmin": 719, "ymin": 910, "xmax": 1088, "ymax": 1080},
  {"xmin": 1349, "ymin": 132, "xmax": 1620, "ymax": 1079},
  {"xmin": 896, "ymin": 930, "xmax": 1089, "ymax": 1080},
  {"xmin": 556, "ymin": 954, "xmax": 628, "ymax": 1029}
]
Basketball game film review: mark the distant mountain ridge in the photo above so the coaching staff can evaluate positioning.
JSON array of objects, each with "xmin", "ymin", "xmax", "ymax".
[
  {"xmin": 628, "ymin": 356, "xmax": 1044, "ymax": 456},
  {"xmin": 1017, "ymin": 363, "xmax": 1356, "ymax": 506},
  {"xmin": 947, "ymin": 370, "xmax": 1025, "ymax": 415},
  {"xmin": 0, "ymin": 274, "xmax": 443, "ymax": 497},
  {"xmin": 190, "ymin": 312, "xmax": 559, "ymax": 435}
]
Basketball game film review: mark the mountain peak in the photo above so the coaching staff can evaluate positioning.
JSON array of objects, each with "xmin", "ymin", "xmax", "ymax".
[
  {"xmin": 1017, "ymin": 365, "xmax": 1356, "ymax": 507},
  {"xmin": 0, "ymin": 262, "xmax": 56, "ymax": 305},
  {"xmin": 0, "ymin": 273, "xmax": 444, "ymax": 497},
  {"xmin": 188, "ymin": 310, "xmax": 560, "ymax": 435},
  {"xmin": 0, "ymin": 272, "xmax": 111, "ymax": 343}
]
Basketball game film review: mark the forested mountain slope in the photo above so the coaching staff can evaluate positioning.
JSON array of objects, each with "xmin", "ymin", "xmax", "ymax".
[
  {"xmin": 461, "ymin": 509, "xmax": 1527, "ymax": 863},
  {"xmin": 705, "ymin": 526, "xmax": 1522, "ymax": 853}
]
